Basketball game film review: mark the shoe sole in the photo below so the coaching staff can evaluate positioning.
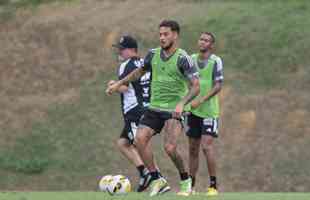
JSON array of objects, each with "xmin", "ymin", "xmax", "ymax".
[
  {"xmin": 158, "ymin": 185, "xmax": 171, "ymax": 194},
  {"xmin": 149, "ymin": 182, "xmax": 170, "ymax": 196},
  {"xmin": 207, "ymin": 193, "xmax": 219, "ymax": 196},
  {"xmin": 177, "ymin": 192, "xmax": 191, "ymax": 196}
]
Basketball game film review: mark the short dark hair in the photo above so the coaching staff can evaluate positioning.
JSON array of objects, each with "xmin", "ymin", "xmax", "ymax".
[
  {"xmin": 159, "ymin": 20, "xmax": 180, "ymax": 34},
  {"xmin": 202, "ymin": 32, "xmax": 216, "ymax": 43}
]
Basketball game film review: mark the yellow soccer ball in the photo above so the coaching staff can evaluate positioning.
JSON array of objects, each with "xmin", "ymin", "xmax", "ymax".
[
  {"xmin": 98, "ymin": 175, "xmax": 114, "ymax": 192},
  {"xmin": 106, "ymin": 175, "xmax": 131, "ymax": 195}
]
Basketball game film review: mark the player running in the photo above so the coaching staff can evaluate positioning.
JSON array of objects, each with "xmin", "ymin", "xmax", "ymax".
[
  {"xmin": 186, "ymin": 32, "xmax": 223, "ymax": 196},
  {"xmin": 107, "ymin": 35, "xmax": 153, "ymax": 192},
  {"xmin": 106, "ymin": 20, "xmax": 200, "ymax": 196}
]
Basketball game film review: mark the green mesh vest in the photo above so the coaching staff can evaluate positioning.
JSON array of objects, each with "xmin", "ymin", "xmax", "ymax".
[
  {"xmin": 191, "ymin": 53, "xmax": 220, "ymax": 118},
  {"xmin": 149, "ymin": 48, "xmax": 188, "ymax": 112}
]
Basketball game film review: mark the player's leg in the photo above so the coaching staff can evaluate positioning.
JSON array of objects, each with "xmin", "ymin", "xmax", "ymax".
[
  {"xmin": 134, "ymin": 127, "xmax": 155, "ymax": 192},
  {"xmin": 117, "ymin": 122, "xmax": 150, "ymax": 192},
  {"xmin": 201, "ymin": 118, "xmax": 219, "ymax": 196},
  {"xmin": 134, "ymin": 139, "xmax": 166, "ymax": 192},
  {"xmin": 135, "ymin": 126, "xmax": 170, "ymax": 196},
  {"xmin": 186, "ymin": 113, "xmax": 202, "ymax": 191},
  {"xmin": 164, "ymin": 118, "xmax": 192, "ymax": 196},
  {"xmin": 201, "ymin": 135, "xmax": 216, "ymax": 183},
  {"xmin": 140, "ymin": 140, "xmax": 162, "ymax": 176},
  {"xmin": 135, "ymin": 109, "xmax": 170, "ymax": 196},
  {"xmin": 117, "ymin": 138, "xmax": 144, "ymax": 167},
  {"xmin": 135, "ymin": 126, "xmax": 156, "ymax": 172},
  {"xmin": 118, "ymin": 129, "xmax": 160, "ymax": 192},
  {"xmin": 118, "ymin": 122, "xmax": 144, "ymax": 168},
  {"xmin": 188, "ymin": 137, "xmax": 201, "ymax": 191}
]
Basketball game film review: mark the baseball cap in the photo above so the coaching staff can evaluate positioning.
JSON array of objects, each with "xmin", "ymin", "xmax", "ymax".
[{"xmin": 112, "ymin": 35, "xmax": 138, "ymax": 49}]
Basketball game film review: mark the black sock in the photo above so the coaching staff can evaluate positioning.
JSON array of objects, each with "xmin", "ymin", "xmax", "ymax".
[
  {"xmin": 210, "ymin": 176, "xmax": 217, "ymax": 189},
  {"xmin": 180, "ymin": 172, "xmax": 189, "ymax": 181},
  {"xmin": 150, "ymin": 171, "xmax": 160, "ymax": 180},
  {"xmin": 136, "ymin": 165, "xmax": 145, "ymax": 177},
  {"xmin": 190, "ymin": 175, "xmax": 196, "ymax": 187}
]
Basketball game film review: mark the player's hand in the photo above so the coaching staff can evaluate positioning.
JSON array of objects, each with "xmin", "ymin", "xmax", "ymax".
[
  {"xmin": 107, "ymin": 80, "xmax": 116, "ymax": 86},
  {"xmin": 173, "ymin": 102, "xmax": 184, "ymax": 119},
  {"xmin": 191, "ymin": 99, "xmax": 201, "ymax": 109},
  {"xmin": 106, "ymin": 81, "xmax": 121, "ymax": 96}
]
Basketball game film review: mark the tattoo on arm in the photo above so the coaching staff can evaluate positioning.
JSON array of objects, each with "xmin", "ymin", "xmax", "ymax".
[
  {"xmin": 180, "ymin": 77, "xmax": 200, "ymax": 105},
  {"xmin": 119, "ymin": 67, "xmax": 146, "ymax": 85}
]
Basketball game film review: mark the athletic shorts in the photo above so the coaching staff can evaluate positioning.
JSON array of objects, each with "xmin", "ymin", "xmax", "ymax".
[
  {"xmin": 186, "ymin": 113, "xmax": 219, "ymax": 138},
  {"xmin": 120, "ymin": 107, "xmax": 144, "ymax": 144},
  {"xmin": 139, "ymin": 108, "xmax": 183, "ymax": 134}
]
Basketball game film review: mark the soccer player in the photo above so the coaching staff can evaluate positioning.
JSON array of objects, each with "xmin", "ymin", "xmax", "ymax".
[
  {"xmin": 107, "ymin": 35, "xmax": 153, "ymax": 192},
  {"xmin": 186, "ymin": 32, "xmax": 223, "ymax": 196},
  {"xmin": 106, "ymin": 20, "xmax": 200, "ymax": 196}
]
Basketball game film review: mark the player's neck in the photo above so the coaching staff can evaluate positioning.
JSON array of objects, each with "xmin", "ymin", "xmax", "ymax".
[
  {"xmin": 199, "ymin": 51, "xmax": 211, "ymax": 60},
  {"xmin": 162, "ymin": 44, "xmax": 178, "ymax": 57}
]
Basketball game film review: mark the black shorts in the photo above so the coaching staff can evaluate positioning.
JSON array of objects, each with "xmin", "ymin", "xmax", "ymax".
[
  {"xmin": 139, "ymin": 108, "xmax": 183, "ymax": 134},
  {"xmin": 186, "ymin": 113, "xmax": 219, "ymax": 138},
  {"xmin": 120, "ymin": 107, "xmax": 144, "ymax": 144}
]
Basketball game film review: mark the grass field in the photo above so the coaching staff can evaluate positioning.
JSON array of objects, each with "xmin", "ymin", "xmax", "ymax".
[{"xmin": 0, "ymin": 192, "xmax": 310, "ymax": 200}]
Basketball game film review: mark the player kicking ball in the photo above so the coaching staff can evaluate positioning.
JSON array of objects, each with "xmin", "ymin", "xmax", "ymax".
[{"xmin": 106, "ymin": 20, "xmax": 200, "ymax": 196}]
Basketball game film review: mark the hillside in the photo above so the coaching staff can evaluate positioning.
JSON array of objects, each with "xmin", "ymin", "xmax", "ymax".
[{"xmin": 0, "ymin": 0, "xmax": 310, "ymax": 192}]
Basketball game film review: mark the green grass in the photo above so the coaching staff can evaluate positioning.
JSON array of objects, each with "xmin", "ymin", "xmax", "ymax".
[
  {"xmin": 0, "ymin": 72, "xmax": 123, "ymax": 188},
  {"xmin": 178, "ymin": 0, "xmax": 310, "ymax": 92},
  {"xmin": 0, "ymin": 192, "xmax": 310, "ymax": 200}
]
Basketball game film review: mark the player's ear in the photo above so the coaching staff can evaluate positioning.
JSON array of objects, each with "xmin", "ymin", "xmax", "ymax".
[
  {"xmin": 172, "ymin": 31, "xmax": 178, "ymax": 40},
  {"xmin": 211, "ymin": 42, "xmax": 215, "ymax": 50}
]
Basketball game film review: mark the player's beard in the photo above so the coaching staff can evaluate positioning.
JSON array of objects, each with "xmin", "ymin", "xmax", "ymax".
[
  {"xmin": 199, "ymin": 47, "xmax": 208, "ymax": 53},
  {"xmin": 162, "ymin": 41, "xmax": 174, "ymax": 51}
]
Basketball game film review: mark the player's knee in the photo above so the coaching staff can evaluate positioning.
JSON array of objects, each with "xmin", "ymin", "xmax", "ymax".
[
  {"xmin": 164, "ymin": 143, "xmax": 176, "ymax": 155},
  {"xmin": 135, "ymin": 133, "xmax": 146, "ymax": 147},
  {"xmin": 117, "ymin": 139, "xmax": 128, "ymax": 149},
  {"xmin": 189, "ymin": 145, "xmax": 199, "ymax": 157},
  {"xmin": 201, "ymin": 143, "xmax": 213, "ymax": 154}
]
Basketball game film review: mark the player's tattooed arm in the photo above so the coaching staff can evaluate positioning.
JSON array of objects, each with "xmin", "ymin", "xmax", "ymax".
[
  {"xmin": 173, "ymin": 77, "xmax": 200, "ymax": 118},
  {"xmin": 106, "ymin": 68, "xmax": 146, "ymax": 95},
  {"xmin": 119, "ymin": 67, "xmax": 146, "ymax": 86},
  {"xmin": 181, "ymin": 77, "xmax": 200, "ymax": 105},
  {"xmin": 107, "ymin": 80, "xmax": 128, "ymax": 93}
]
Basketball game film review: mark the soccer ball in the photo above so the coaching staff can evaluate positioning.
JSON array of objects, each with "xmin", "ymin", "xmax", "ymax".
[
  {"xmin": 106, "ymin": 175, "xmax": 131, "ymax": 195},
  {"xmin": 98, "ymin": 175, "xmax": 114, "ymax": 192}
]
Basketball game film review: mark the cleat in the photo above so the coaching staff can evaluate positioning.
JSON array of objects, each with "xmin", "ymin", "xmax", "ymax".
[
  {"xmin": 137, "ymin": 172, "xmax": 152, "ymax": 192},
  {"xmin": 158, "ymin": 184, "xmax": 171, "ymax": 194},
  {"xmin": 206, "ymin": 187, "xmax": 218, "ymax": 196},
  {"xmin": 177, "ymin": 178, "xmax": 192, "ymax": 196},
  {"xmin": 149, "ymin": 177, "xmax": 169, "ymax": 197}
]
